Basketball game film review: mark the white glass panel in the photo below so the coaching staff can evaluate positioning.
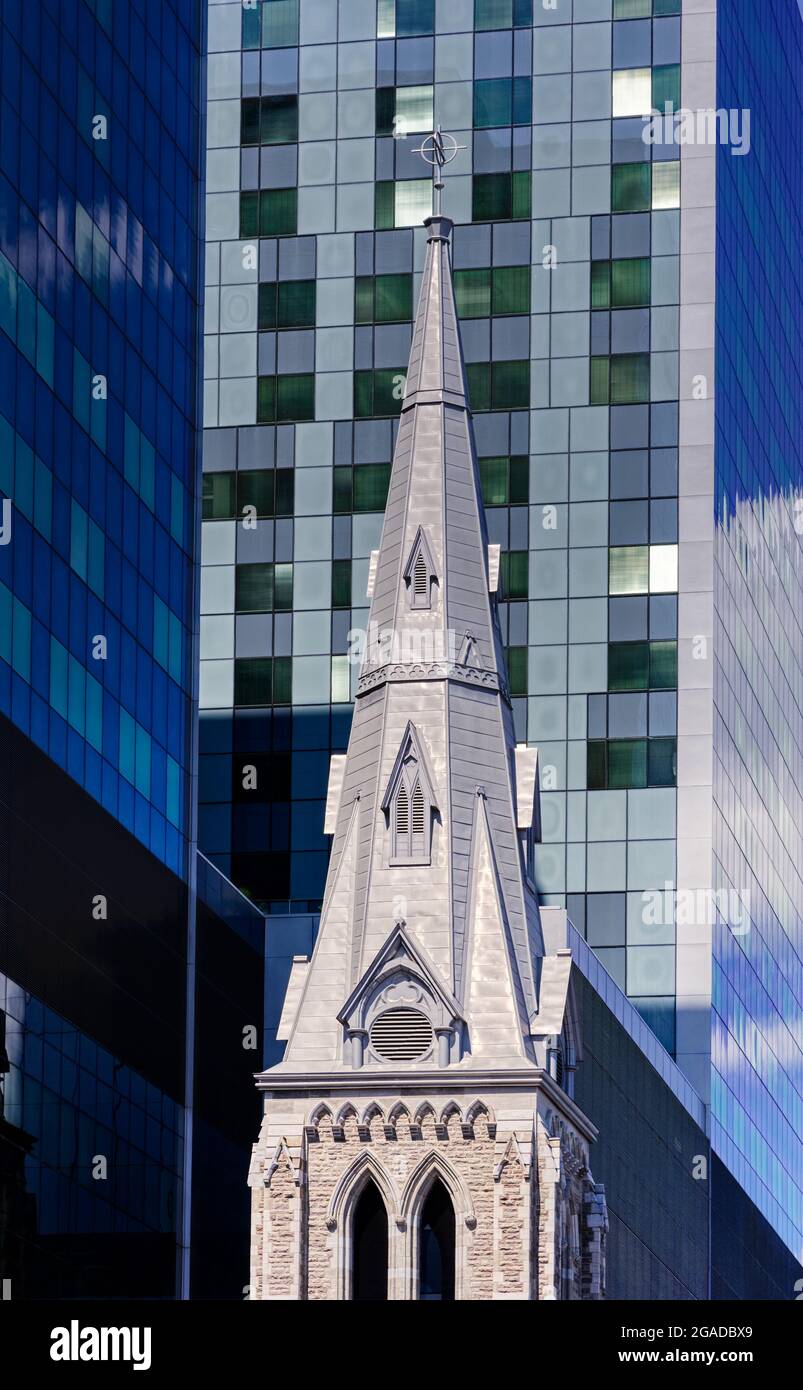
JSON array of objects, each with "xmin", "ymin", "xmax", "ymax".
[
  {"xmin": 395, "ymin": 84, "xmax": 434, "ymax": 136},
  {"xmin": 199, "ymin": 659, "xmax": 234, "ymax": 709},
  {"xmin": 394, "ymin": 178, "xmax": 432, "ymax": 228},
  {"xmin": 652, "ymin": 161, "xmax": 680, "ymax": 210},
  {"xmin": 649, "ymin": 544, "xmax": 678, "ymax": 593},
  {"xmin": 612, "ymin": 68, "xmax": 652, "ymax": 119}
]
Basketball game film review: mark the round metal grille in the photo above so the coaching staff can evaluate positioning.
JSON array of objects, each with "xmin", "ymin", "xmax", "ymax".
[{"xmin": 370, "ymin": 1007, "xmax": 433, "ymax": 1062}]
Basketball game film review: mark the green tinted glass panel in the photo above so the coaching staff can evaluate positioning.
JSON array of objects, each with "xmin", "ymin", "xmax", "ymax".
[
  {"xmin": 242, "ymin": 4, "xmax": 261, "ymax": 48},
  {"xmin": 507, "ymin": 646, "xmax": 527, "ymax": 696},
  {"xmin": 513, "ymin": 77, "xmax": 532, "ymax": 124},
  {"xmin": 608, "ymin": 642, "xmax": 649, "ymax": 691},
  {"xmin": 612, "ymin": 163, "xmax": 651, "ymax": 212},
  {"xmin": 277, "ymin": 373, "xmax": 314, "ymax": 421},
  {"xmin": 355, "ymin": 277, "xmax": 375, "ymax": 323},
  {"xmin": 614, "ymin": 0, "xmax": 650, "ymax": 16},
  {"xmin": 375, "ymin": 182, "xmax": 395, "ymax": 230},
  {"xmin": 454, "ymin": 269, "xmax": 491, "ymax": 318},
  {"xmin": 263, "ymin": 0, "xmax": 298, "ymax": 47},
  {"xmin": 513, "ymin": 0, "xmax": 533, "ymax": 21},
  {"xmin": 591, "ymin": 260, "xmax": 611, "ymax": 309},
  {"xmin": 241, "ymin": 98, "xmax": 261, "ymax": 145},
  {"xmin": 608, "ymin": 740, "xmax": 647, "ymax": 789},
  {"xmin": 258, "ymin": 282, "xmax": 277, "ymax": 330},
  {"xmin": 354, "ymin": 371, "xmax": 374, "ymax": 418},
  {"xmin": 493, "ymin": 265, "xmax": 530, "ymax": 315},
  {"xmin": 590, "ymin": 356, "xmax": 610, "ymax": 404},
  {"xmin": 492, "ymin": 361, "xmax": 529, "ymax": 410},
  {"xmin": 654, "ymin": 0, "xmax": 681, "ymax": 13},
  {"xmin": 474, "ymin": 78, "xmax": 512, "ymax": 129},
  {"xmin": 396, "ymin": 0, "xmax": 435, "ymax": 36},
  {"xmin": 332, "ymin": 559, "xmax": 352, "ymax": 609},
  {"xmin": 260, "ymin": 188, "xmax": 297, "ymax": 236},
  {"xmin": 473, "ymin": 173, "xmax": 510, "ymax": 221},
  {"xmin": 653, "ymin": 64, "xmax": 680, "ymax": 111},
  {"xmin": 512, "ymin": 171, "xmax": 531, "ymax": 219},
  {"xmin": 278, "ymin": 279, "xmax": 315, "ymax": 327},
  {"xmin": 649, "ymin": 640, "xmax": 678, "ymax": 688},
  {"xmin": 587, "ymin": 741, "xmax": 607, "ymax": 790},
  {"xmin": 203, "ymin": 472, "xmax": 236, "ymax": 520},
  {"xmin": 376, "ymin": 87, "xmax": 396, "ymax": 136},
  {"xmin": 648, "ymin": 737, "xmax": 676, "ymax": 785},
  {"xmin": 257, "ymin": 376, "xmax": 276, "ymax": 423},
  {"xmin": 334, "ymin": 467, "xmax": 353, "ymax": 513},
  {"xmin": 611, "ymin": 257, "xmax": 650, "ymax": 307},
  {"xmin": 274, "ymin": 563, "xmax": 294, "ymax": 611},
  {"xmin": 235, "ymin": 658, "xmax": 272, "ymax": 706},
  {"xmin": 372, "ymin": 368, "xmax": 405, "ymax": 417},
  {"xmin": 610, "ymin": 353, "xmax": 650, "ymax": 404},
  {"xmin": 240, "ymin": 192, "xmax": 259, "ymax": 238},
  {"xmin": 238, "ymin": 470, "xmax": 274, "ymax": 518},
  {"xmin": 466, "ymin": 362, "xmax": 490, "ymax": 411},
  {"xmin": 475, "ymin": 0, "xmax": 513, "ymax": 28},
  {"xmin": 261, "ymin": 94, "xmax": 298, "ymax": 144},
  {"xmin": 510, "ymin": 456, "xmax": 529, "ymax": 504},
  {"xmin": 354, "ymin": 464, "xmax": 391, "ymax": 512},
  {"xmin": 275, "ymin": 470, "xmax": 294, "ymax": 516},
  {"xmin": 273, "ymin": 656, "xmax": 292, "ymax": 704},
  {"xmin": 236, "ymin": 565, "xmax": 273, "ymax": 612},
  {"xmin": 480, "ymin": 457, "xmax": 508, "ymax": 506},
  {"xmin": 505, "ymin": 551, "xmax": 528, "ymax": 599},
  {"xmin": 375, "ymin": 273, "xmax": 412, "ymax": 322}
]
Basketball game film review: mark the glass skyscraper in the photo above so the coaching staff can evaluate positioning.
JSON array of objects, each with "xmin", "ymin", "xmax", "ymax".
[
  {"xmin": 198, "ymin": 0, "xmax": 801, "ymax": 1272},
  {"xmin": 0, "ymin": 0, "xmax": 264, "ymax": 1299}
]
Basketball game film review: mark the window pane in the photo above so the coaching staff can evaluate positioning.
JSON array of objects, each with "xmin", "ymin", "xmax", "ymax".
[
  {"xmin": 240, "ymin": 191, "xmax": 259, "ymax": 237},
  {"xmin": 262, "ymin": 0, "xmax": 299, "ymax": 48},
  {"xmin": 493, "ymin": 265, "xmax": 530, "ymax": 316},
  {"xmin": 610, "ymin": 545, "xmax": 649, "ymax": 595},
  {"xmin": 355, "ymin": 277, "xmax": 374, "ymax": 323},
  {"xmin": 235, "ymin": 658, "xmax": 272, "ymax": 706},
  {"xmin": 654, "ymin": 0, "xmax": 681, "ymax": 13},
  {"xmin": 396, "ymin": 0, "xmax": 435, "ymax": 36},
  {"xmin": 612, "ymin": 68, "xmax": 652, "ymax": 118},
  {"xmin": 334, "ymin": 466, "xmax": 353, "ymax": 513},
  {"xmin": 241, "ymin": 98, "xmax": 261, "ymax": 145},
  {"xmin": 590, "ymin": 356, "xmax": 610, "ymax": 404},
  {"xmin": 376, "ymin": 368, "xmax": 406, "ymax": 416},
  {"xmin": 378, "ymin": 0, "xmax": 396, "ymax": 37},
  {"xmin": 505, "ymin": 551, "xmax": 528, "ymax": 599},
  {"xmin": 610, "ymin": 353, "xmax": 650, "ymax": 404},
  {"xmin": 395, "ymin": 179, "xmax": 432, "ymax": 227},
  {"xmin": 276, "ymin": 372, "xmax": 314, "ymax": 421},
  {"xmin": 258, "ymin": 282, "xmax": 277, "ymax": 330},
  {"xmin": 376, "ymin": 87, "xmax": 396, "ymax": 137},
  {"xmin": 649, "ymin": 640, "xmax": 677, "ymax": 688},
  {"xmin": 591, "ymin": 260, "xmax": 610, "ymax": 309},
  {"xmin": 242, "ymin": 4, "xmax": 261, "ymax": 48},
  {"xmin": 331, "ymin": 655, "xmax": 351, "ymax": 703},
  {"xmin": 238, "ymin": 470, "xmax": 274, "ymax": 518},
  {"xmin": 332, "ymin": 559, "xmax": 352, "ymax": 608},
  {"xmin": 587, "ymin": 741, "xmax": 607, "ymax": 790},
  {"xmin": 506, "ymin": 646, "xmax": 527, "ymax": 695},
  {"xmin": 473, "ymin": 172, "xmax": 510, "ymax": 221},
  {"xmin": 480, "ymin": 456, "xmax": 508, "ymax": 506},
  {"xmin": 354, "ymin": 371, "xmax": 374, "ymax": 418},
  {"xmin": 274, "ymin": 563, "xmax": 294, "ymax": 611},
  {"xmin": 375, "ymin": 273, "xmax": 412, "ymax": 322},
  {"xmin": 513, "ymin": 0, "xmax": 533, "ymax": 22},
  {"xmin": 652, "ymin": 64, "xmax": 680, "ymax": 112},
  {"xmin": 648, "ymin": 737, "xmax": 676, "ymax": 786},
  {"xmin": 354, "ymin": 464, "xmax": 391, "ymax": 512},
  {"xmin": 611, "ymin": 257, "xmax": 650, "ymax": 308},
  {"xmin": 260, "ymin": 188, "xmax": 297, "ymax": 236},
  {"xmin": 275, "ymin": 470, "xmax": 294, "ymax": 516},
  {"xmin": 609, "ymin": 642, "xmax": 649, "ymax": 690},
  {"xmin": 257, "ymin": 376, "xmax": 276, "ymax": 423},
  {"xmin": 466, "ymin": 362, "xmax": 490, "ymax": 411},
  {"xmin": 475, "ymin": 0, "xmax": 513, "ymax": 29},
  {"xmin": 652, "ymin": 161, "xmax": 680, "ymax": 209},
  {"xmin": 375, "ymin": 181, "xmax": 395, "ymax": 229},
  {"xmin": 512, "ymin": 76, "xmax": 532, "ymax": 124},
  {"xmin": 203, "ymin": 473, "xmax": 236, "ymax": 520},
  {"xmin": 509, "ymin": 455, "xmax": 529, "ymax": 504},
  {"xmin": 492, "ymin": 360, "xmax": 529, "ymax": 410},
  {"xmin": 612, "ymin": 163, "xmax": 650, "ymax": 212},
  {"xmin": 474, "ymin": 78, "xmax": 512, "ymax": 129},
  {"xmin": 454, "ymin": 269, "xmax": 491, "ymax": 318},
  {"xmin": 608, "ymin": 740, "xmax": 647, "ymax": 789},
  {"xmin": 261, "ymin": 94, "xmax": 298, "ymax": 144},
  {"xmin": 278, "ymin": 279, "xmax": 315, "ymax": 327},
  {"xmin": 649, "ymin": 543, "xmax": 678, "ymax": 592},
  {"xmin": 395, "ymin": 84, "xmax": 434, "ymax": 135},
  {"xmin": 273, "ymin": 656, "xmax": 292, "ymax": 704},
  {"xmin": 511, "ymin": 171, "xmax": 531, "ymax": 219},
  {"xmin": 236, "ymin": 564, "xmax": 273, "ymax": 612},
  {"xmin": 614, "ymin": 0, "xmax": 650, "ymax": 15}
]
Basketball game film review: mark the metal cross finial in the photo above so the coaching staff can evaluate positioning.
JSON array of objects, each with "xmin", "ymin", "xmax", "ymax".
[{"xmin": 412, "ymin": 126, "xmax": 466, "ymax": 217}]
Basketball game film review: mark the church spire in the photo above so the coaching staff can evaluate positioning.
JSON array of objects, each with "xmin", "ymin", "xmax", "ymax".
[{"xmin": 273, "ymin": 209, "xmax": 543, "ymax": 1075}]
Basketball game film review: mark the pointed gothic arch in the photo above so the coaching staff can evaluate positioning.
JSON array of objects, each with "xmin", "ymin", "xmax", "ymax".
[
  {"xmin": 381, "ymin": 722, "xmax": 439, "ymax": 866},
  {"xmin": 326, "ymin": 1150, "xmax": 401, "ymax": 1300},
  {"xmin": 399, "ymin": 1150, "xmax": 475, "ymax": 1300},
  {"xmin": 402, "ymin": 525, "xmax": 438, "ymax": 610}
]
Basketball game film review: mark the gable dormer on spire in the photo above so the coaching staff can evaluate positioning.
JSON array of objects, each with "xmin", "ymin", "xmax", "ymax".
[
  {"xmin": 402, "ymin": 525, "xmax": 438, "ymax": 610},
  {"xmin": 380, "ymin": 721, "xmax": 439, "ymax": 866}
]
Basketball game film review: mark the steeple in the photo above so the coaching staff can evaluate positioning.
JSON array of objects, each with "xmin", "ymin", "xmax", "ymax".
[{"xmin": 273, "ymin": 214, "xmax": 545, "ymax": 1075}]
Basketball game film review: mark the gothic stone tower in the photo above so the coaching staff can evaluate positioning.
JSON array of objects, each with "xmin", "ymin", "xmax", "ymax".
[{"xmin": 248, "ymin": 214, "xmax": 607, "ymax": 1301}]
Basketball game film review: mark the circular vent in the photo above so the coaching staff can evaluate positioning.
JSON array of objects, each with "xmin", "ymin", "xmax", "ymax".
[{"xmin": 370, "ymin": 1008, "xmax": 433, "ymax": 1062}]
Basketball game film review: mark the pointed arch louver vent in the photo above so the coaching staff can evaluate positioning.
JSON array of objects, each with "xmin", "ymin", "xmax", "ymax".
[
  {"xmin": 403, "ymin": 526, "xmax": 437, "ymax": 611},
  {"xmin": 370, "ymin": 1007, "xmax": 433, "ymax": 1062},
  {"xmin": 413, "ymin": 551, "xmax": 428, "ymax": 600},
  {"xmin": 382, "ymin": 721, "xmax": 439, "ymax": 866}
]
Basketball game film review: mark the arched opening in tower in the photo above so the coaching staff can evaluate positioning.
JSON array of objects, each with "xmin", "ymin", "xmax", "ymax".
[
  {"xmin": 351, "ymin": 1180, "xmax": 388, "ymax": 1301},
  {"xmin": 419, "ymin": 1178, "xmax": 456, "ymax": 1301}
]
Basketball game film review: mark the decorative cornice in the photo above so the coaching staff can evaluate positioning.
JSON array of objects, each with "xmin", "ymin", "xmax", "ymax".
[{"xmin": 357, "ymin": 660, "xmax": 508, "ymax": 701}]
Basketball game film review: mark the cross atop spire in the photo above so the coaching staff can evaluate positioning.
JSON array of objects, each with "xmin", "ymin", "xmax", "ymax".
[{"xmin": 412, "ymin": 126, "xmax": 466, "ymax": 218}]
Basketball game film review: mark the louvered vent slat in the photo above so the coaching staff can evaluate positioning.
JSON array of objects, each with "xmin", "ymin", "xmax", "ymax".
[
  {"xmin": 411, "ymin": 782, "xmax": 425, "ymax": 832},
  {"xmin": 370, "ymin": 1007, "xmax": 433, "ymax": 1061},
  {"xmin": 413, "ymin": 552, "xmax": 428, "ymax": 595},
  {"xmin": 395, "ymin": 783, "xmax": 409, "ymax": 833}
]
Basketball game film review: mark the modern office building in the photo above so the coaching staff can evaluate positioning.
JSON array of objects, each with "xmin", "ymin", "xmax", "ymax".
[
  {"xmin": 199, "ymin": 0, "xmax": 803, "ymax": 1280},
  {"xmin": 0, "ymin": 0, "xmax": 263, "ymax": 1300}
]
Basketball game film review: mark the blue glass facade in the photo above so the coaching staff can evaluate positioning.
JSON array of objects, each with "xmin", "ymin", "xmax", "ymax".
[
  {"xmin": 0, "ymin": 0, "xmax": 203, "ymax": 876},
  {"xmin": 713, "ymin": 0, "xmax": 803, "ymax": 1264}
]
